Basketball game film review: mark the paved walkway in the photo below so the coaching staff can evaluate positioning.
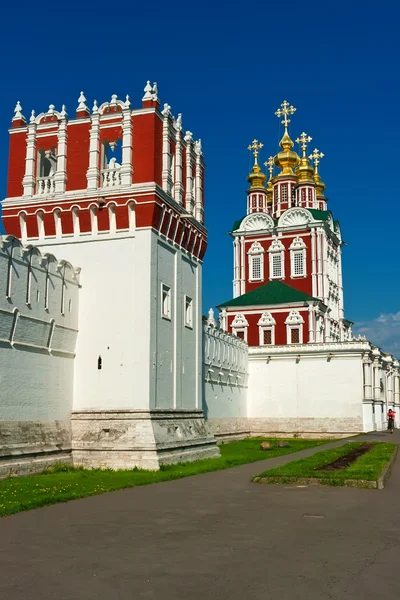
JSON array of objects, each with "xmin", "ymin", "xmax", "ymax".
[{"xmin": 1, "ymin": 431, "xmax": 399, "ymax": 600}]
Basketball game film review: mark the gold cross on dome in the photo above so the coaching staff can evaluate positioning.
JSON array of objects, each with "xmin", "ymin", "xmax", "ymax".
[
  {"xmin": 264, "ymin": 156, "xmax": 275, "ymax": 180},
  {"xmin": 275, "ymin": 100, "xmax": 296, "ymax": 130},
  {"xmin": 309, "ymin": 148, "xmax": 325, "ymax": 173},
  {"xmin": 248, "ymin": 139, "xmax": 264, "ymax": 165},
  {"xmin": 296, "ymin": 132, "xmax": 312, "ymax": 157}
]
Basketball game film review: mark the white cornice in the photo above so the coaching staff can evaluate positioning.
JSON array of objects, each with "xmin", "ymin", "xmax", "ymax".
[{"xmin": 249, "ymin": 340, "xmax": 372, "ymax": 359}]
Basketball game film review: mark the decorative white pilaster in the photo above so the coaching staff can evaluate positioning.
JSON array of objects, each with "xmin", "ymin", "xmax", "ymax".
[
  {"xmin": 310, "ymin": 228, "xmax": 317, "ymax": 297},
  {"xmin": 86, "ymin": 103, "xmax": 100, "ymax": 190},
  {"xmin": 240, "ymin": 236, "xmax": 245, "ymax": 295},
  {"xmin": 322, "ymin": 231, "xmax": 329, "ymax": 305},
  {"xmin": 363, "ymin": 356, "xmax": 372, "ymax": 399},
  {"xmin": 316, "ymin": 228, "xmax": 323, "ymax": 298},
  {"xmin": 162, "ymin": 104, "xmax": 173, "ymax": 195},
  {"xmin": 184, "ymin": 131, "xmax": 194, "ymax": 214},
  {"xmin": 219, "ymin": 309, "xmax": 228, "ymax": 332},
  {"xmin": 54, "ymin": 106, "xmax": 68, "ymax": 193},
  {"xmin": 308, "ymin": 305, "xmax": 315, "ymax": 343},
  {"xmin": 373, "ymin": 357, "xmax": 381, "ymax": 400},
  {"xmin": 22, "ymin": 114, "xmax": 37, "ymax": 197},
  {"xmin": 194, "ymin": 140, "xmax": 203, "ymax": 223},
  {"xmin": 120, "ymin": 95, "xmax": 133, "ymax": 186},
  {"xmin": 233, "ymin": 237, "xmax": 240, "ymax": 297},
  {"xmin": 174, "ymin": 114, "xmax": 184, "ymax": 204}
]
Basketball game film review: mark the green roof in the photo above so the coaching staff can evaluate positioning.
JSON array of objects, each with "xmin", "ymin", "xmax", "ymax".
[
  {"xmin": 232, "ymin": 216, "xmax": 246, "ymax": 231},
  {"xmin": 218, "ymin": 280, "xmax": 317, "ymax": 308}
]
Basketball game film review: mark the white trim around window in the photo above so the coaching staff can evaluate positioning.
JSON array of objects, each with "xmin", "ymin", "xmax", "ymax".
[
  {"xmin": 285, "ymin": 310, "xmax": 304, "ymax": 344},
  {"xmin": 257, "ymin": 311, "xmax": 276, "ymax": 346},
  {"xmin": 267, "ymin": 238, "xmax": 285, "ymax": 280},
  {"xmin": 289, "ymin": 236, "xmax": 307, "ymax": 278},
  {"xmin": 161, "ymin": 283, "xmax": 171, "ymax": 320},
  {"xmin": 184, "ymin": 295, "xmax": 193, "ymax": 328},
  {"xmin": 247, "ymin": 241, "xmax": 264, "ymax": 282}
]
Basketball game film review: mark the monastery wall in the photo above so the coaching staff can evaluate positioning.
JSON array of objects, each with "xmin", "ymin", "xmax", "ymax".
[
  {"xmin": 202, "ymin": 321, "xmax": 249, "ymax": 439},
  {"xmin": 0, "ymin": 235, "xmax": 79, "ymax": 476}
]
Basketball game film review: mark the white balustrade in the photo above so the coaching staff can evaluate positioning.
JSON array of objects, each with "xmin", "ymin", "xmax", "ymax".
[
  {"xmin": 36, "ymin": 176, "xmax": 56, "ymax": 196},
  {"xmin": 101, "ymin": 168, "xmax": 122, "ymax": 188}
]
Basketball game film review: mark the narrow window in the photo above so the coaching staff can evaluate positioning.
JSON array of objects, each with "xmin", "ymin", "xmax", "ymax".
[
  {"xmin": 293, "ymin": 251, "xmax": 304, "ymax": 276},
  {"xmin": 36, "ymin": 289, "xmax": 40, "ymax": 303},
  {"xmin": 272, "ymin": 254, "xmax": 282, "ymax": 278},
  {"xmin": 236, "ymin": 330, "xmax": 245, "ymax": 340},
  {"xmin": 69, "ymin": 298, "xmax": 72, "ymax": 313},
  {"xmin": 291, "ymin": 328, "xmax": 300, "ymax": 344},
  {"xmin": 161, "ymin": 284, "xmax": 171, "ymax": 319},
  {"xmin": 184, "ymin": 295, "xmax": 193, "ymax": 328},
  {"xmin": 61, "ymin": 277, "xmax": 65, "ymax": 315},
  {"xmin": 251, "ymin": 256, "xmax": 261, "ymax": 280},
  {"xmin": 263, "ymin": 329, "xmax": 272, "ymax": 345},
  {"xmin": 301, "ymin": 188, "xmax": 306, "ymax": 205},
  {"xmin": 281, "ymin": 184, "xmax": 288, "ymax": 203},
  {"xmin": 26, "ymin": 260, "xmax": 32, "ymax": 305},
  {"xmin": 45, "ymin": 269, "xmax": 49, "ymax": 310},
  {"xmin": 6, "ymin": 246, "xmax": 13, "ymax": 299}
]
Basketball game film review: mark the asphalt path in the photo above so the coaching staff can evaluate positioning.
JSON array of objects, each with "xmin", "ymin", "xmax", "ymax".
[{"xmin": 0, "ymin": 430, "xmax": 399, "ymax": 600}]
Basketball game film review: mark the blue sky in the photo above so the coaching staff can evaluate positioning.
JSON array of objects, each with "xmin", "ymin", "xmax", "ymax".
[{"xmin": 1, "ymin": 0, "xmax": 399, "ymax": 352}]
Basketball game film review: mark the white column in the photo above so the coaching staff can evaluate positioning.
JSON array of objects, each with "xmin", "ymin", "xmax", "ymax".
[
  {"xmin": 22, "ymin": 119, "xmax": 37, "ymax": 197},
  {"xmin": 316, "ymin": 228, "xmax": 323, "ymax": 298},
  {"xmin": 121, "ymin": 101, "xmax": 133, "ymax": 186},
  {"xmin": 308, "ymin": 305, "xmax": 315, "ymax": 343},
  {"xmin": 233, "ymin": 237, "xmax": 240, "ymax": 297},
  {"xmin": 240, "ymin": 236, "xmax": 245, "ymax": 295},
  {"xmin": 194, "ymin": 141, "xmax": 203, "ymax": 223},
  {"xmin": 55, "ymin": 113, "xmax": 67, "ymax": 193},
  {"xmin": 184, "ymin": 131, "xmax": 194, "ymax": 213},
  {"xmin": 86, "ymin": 111, "xmax": 100, "ymax": 190},
  {"xmin": 161, "ymin": 104, "xmax": 172, "ymax": 195},
  {"xmin": 363, "ymin": 358, "xmax": 372, "ymax": 399},
  {"xmin": 310, "ymin": 228, "xmax": 317, "ymax": 297},
  {"xmin": 322, "ymin": 232, "xmax": 329, "ymax": 305},
  {"xmin": 373, "ymin": 359, "xmax": 381, "ymax": 400},
  {"xmin": 174, "ymin": 116, "xmax": 184, "ymax": 204}
]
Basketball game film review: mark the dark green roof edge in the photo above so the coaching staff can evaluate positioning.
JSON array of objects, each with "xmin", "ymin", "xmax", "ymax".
[{"xmin": 218, "ymin": 280, "xmax": 318, "ymax": 308}]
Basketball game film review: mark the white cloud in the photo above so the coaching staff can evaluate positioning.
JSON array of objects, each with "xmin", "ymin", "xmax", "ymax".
[{"xmin": 353, "ymin": 312, "xmax": 400, "ymax": 356}]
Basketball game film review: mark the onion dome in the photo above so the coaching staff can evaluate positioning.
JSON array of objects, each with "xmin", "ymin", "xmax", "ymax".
[
  {"xmin": 247, "ymin": 139, "xmax": 267, "ymax": 189},
  {"xmin": 273, "ymin": 100, "xmax": 300, "ymax": 176},
  {"xmin": 295, "ymin": 132, "xmax": 314, "ymax": 183},
  {"xmin": 309, "ymin": 148, "xmax": 326, "ymax": 197}
]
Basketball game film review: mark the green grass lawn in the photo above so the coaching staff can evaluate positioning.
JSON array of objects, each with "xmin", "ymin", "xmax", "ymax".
[
  {"xmin": 254, "ymin": 442, "xmax": 397, "ymax": 487},
  {"xmin": 0, "ymin": 438, "xmax": 327, "ymax": 517}
]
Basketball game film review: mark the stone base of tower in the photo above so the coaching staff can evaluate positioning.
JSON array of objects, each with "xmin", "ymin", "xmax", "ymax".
[{"xmin": 71, "ymin": 409, "xmax": 220, "ymax": 470}]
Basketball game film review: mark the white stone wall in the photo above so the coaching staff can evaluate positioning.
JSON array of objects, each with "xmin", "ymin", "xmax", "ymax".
[
  {"xmin": 0, "ymin": 235, "xmax": 79, "ymax": 476},
  {"xmin": 203, "ymin": 322, "xmax": 249, "ymax": 438},
  {"xmin": 247, "ymin": 342, "xmax": 369, "ymax": 435}
]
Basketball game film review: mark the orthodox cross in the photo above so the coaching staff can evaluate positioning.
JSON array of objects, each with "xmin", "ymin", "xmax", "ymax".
[
  {"xmin": 248, "ymin": 139, "xmax": 264, "ymax": 165},
  {"xmin": 295, "ymin": 132, "xmax": 312, "ymax": 158},
  {"xmin": 264, "ymin": 156, "xmax": 275, "ymax": 180},
  {"xmin": 309, "ymin": 148, "xmax": 324, "ymax": 174},
  {"xmin": 275, "ymin": 100, "xmax": 296, "ymax": 131}
]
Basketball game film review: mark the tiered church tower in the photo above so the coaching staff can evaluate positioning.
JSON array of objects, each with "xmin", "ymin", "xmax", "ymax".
[
  {"xmin": 219, "ymin": 101, "xmax": 352, "ymax": 347},
  {"xmin": 1, "ymin": 84, "xmax": 219, "ymax": 468}
]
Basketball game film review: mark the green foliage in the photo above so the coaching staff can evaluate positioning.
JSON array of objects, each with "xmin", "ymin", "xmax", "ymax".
[
  {"xmin": 255, "ymin": 442, "xmax": 396, "ymax": 486},
  {"xmin": 0, "ymin": 438, "xmax": 326, "ymax": 517}
]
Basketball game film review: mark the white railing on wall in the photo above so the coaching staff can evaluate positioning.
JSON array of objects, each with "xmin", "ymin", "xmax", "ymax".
[
  {"xmin": 101, "ymin": 169, "xmax": 122, "ymax": 188},
  {"xmin": 36, "ymin": 177, "xmax": 56, "ymax": 196},
  {"xmin": 203, "ymin": 320, "xmax": 249, "ymax": 387}
]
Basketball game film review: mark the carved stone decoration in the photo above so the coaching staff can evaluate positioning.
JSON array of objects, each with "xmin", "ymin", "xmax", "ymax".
[
  {"xmin": 257, "ymin": 311, "xmax": 276, "ymax": 327},
  {"xmin": 238, "ymin": 212, "xmax": 274, "ymax": 233},
  {"xmin": 285, "ymin": 310, "xmax": 304, "ymax": 325},
  {"xmin": 267, "ymin": 238, "xmax": 285, "ymax": 253},
  {"xmin": 231, "ymin": 313, "xmax": 249, "ymax": 328},
  {"xmin": 248, "ymin": 241, "xmax": 264, "ymax": 255},
  {"xmin": 278, "ymin": 207, "xmax": 314, "ymax": 228},
  {"xmin": 289, "ymin": 236, "xmax": 306, "ymax": 250},
  {"xmin": 207, "ymin": 308, "xmax": 217, "ymax": 327}
]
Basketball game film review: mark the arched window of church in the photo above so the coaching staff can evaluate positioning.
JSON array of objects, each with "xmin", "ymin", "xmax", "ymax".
[
  {"xmin": 101, "ymin": 139, "xmax": 122, "ymax": 188},
  {"xmin": 289, "ymin": 236, "xmax": 307, "ymax": 278},
  {"xmin": 267, "ymin": 238, "xmax": 285, "ymax": 280},
  {"xmin": 248, "ymin": 242, "xmax": 264, "ymax": 282},
  {"xmin": 38, "ymin": 148, "xmax": 57, "ymax": 178}
]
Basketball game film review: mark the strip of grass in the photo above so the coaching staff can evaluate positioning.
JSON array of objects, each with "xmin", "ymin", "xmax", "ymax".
[
  {"xmin": 254, "ymin": 442, "xmax": 397, "ymax": 487},
  {"xmin": 0, "ymin": 438, "xmax": 328, "ymax": 517}
]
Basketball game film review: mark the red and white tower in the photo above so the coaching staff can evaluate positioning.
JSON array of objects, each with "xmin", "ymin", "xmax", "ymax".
[
  {"xmin": 219, "ymin": 100, "xmax": 352, "ymax": 347},
  {"xmin": 1, "ymin": 83, "xmax": 218, "ymax": 468}
]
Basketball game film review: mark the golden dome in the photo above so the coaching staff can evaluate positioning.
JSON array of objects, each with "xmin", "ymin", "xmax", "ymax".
[
  {"xmin": 274, "ymin": 131, "xmax": 300, "ymax": 176},
  {"xmin": 295, "ymin": 132, "xmax": 314, "ymax": 183},
  {"xmin": 247, "ymin": 163, "xmax": 267, "ymax": 189}
]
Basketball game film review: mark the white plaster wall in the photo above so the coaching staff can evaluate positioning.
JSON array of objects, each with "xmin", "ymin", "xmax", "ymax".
[
  {"xmin": 0, "ymin": 235, "xmax": 79, "ymax": 422},
  {"xmin": 40, "ymin": 232, "xmax": 151, "ymax": 411},
  {"xmin": 248, "ymin": 347, "xmax": 364, "ymax": 432}
]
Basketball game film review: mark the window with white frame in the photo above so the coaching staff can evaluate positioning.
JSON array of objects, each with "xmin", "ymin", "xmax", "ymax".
[
  {"xmin": 268, "ymin": 238, "xmax": 285, "ymax": 280},
  {"xmin": 281, "ymin": 183, "xmax": 288, "ymax": 203},
  {"xmin": 231, "ymin": 313, "xmax": 249, "ymax": 343},
  {"xmin": 285, "ymin": 310, "xmax": 304, "ymax": 344},
  {"xmin": 248, "ymin": 241, "xmax": 264, "ymax": 282},
  {"xmin": 184, "ymin": 295, "xmax": 193, "ymax": 328},
  {"xmin": 258, "ymin": 311, "xmax": 276, "ymax": 346},
  {"xmin": 289, "ymin": 236, "xmax": 307, "ymax": 278},
  {"xmin": 161, "ymin": 284, "xmax": 171, "ymax": 319}
]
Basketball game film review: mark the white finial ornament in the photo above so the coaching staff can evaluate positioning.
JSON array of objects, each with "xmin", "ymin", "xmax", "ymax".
[
  {"xmin": 184, "ymin": 131, "xmax": 193, "ymax": 143},
  {"xmin": 142, "ymin": 80, "xmax": 153, "ymax": 100},
  {"xmin": 151, "ymin": 82, "xmax": 158, "ymax": 101},
  {"xmin": 92, "ymin": 100, "xmax": 99, "ymax": 114},
  {"xmin": 13, "ymin": 101, "xmax": 24, "ymax": 121},
  {"xmin": 207, "ymin": 308, "xmax": 217, "ymax": 327},
  {"xmin": 60, "ymin": 104, "xmax": 67, "ymax": 118},
  {"xmin": 48, "ymin": 104, "xmax": 55, "ymax": 115},
  {"xmin": 110, "ymin": 94, "xmax": 118, "ymax": 105},
  {"xmin": 124, "ymin": 94, "xmax": 131, "ymax": 109},
  {"xmin": 162, "ymin": 103, "xmax": 171, "ymax": 116},
  {"xmin": 77, "ymin": 91, "xmax": 88, "ymax": 111},
  {"xmin": 195, "ymin": 139, "xmax": 202, "ymax": 155},
  {"xmin": 30, "ymin": 110, "xmax": 36, "ymax": 123},
  {"xmin": 176, "ymin": 113, "xmax": 182, "ymax": 130}
]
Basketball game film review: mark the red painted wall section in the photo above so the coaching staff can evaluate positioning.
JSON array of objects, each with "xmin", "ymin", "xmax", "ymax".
[
  {"xmin": 97, "ymin": 206, "xmax": 110, "ymax": 232},
  {"xmin": 7, "ymin": 131, "xmax": 27, "ymax": 198},
  {"xmin": 60, "ymin": 210, "xmax": 73, "ymax": 235},
  {"xmin": 3, "ymin": 215, "xmax": 21, "ymax": 237},
  {"xmin": 25, "ymin": 214, "xmax": 39, "ymax": 239},
  {"xmin": 78, "ymin": 208, "xmax": 91, "ymax": 234},
  {"xmin": 67, "ymin": 122, "xmax": 90, "ymax": 191},
  {"xmin": 227, "ymin": 309, "xmax": 310, "ymax": 347},
  {"xmin": 43, "ymin": 212, "xmax": 56, "ymax": 237},
  {"xmin": 132, "ymin": 113, "xmax": 160, "ymax": 184}
]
